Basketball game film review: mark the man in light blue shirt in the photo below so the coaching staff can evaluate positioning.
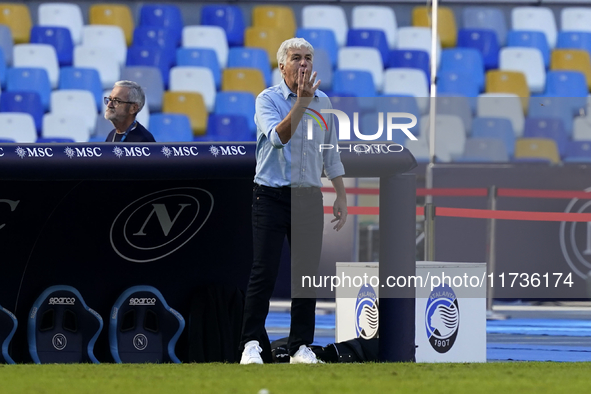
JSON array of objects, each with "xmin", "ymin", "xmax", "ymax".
[{"xmin": 240, "ymin": 38, "xmax": 347, "ymax": 365}]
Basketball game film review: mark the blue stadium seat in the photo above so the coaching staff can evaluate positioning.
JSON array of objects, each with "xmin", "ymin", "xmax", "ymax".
[
  {"xmin": 214, "ymin": 91, "xmax": 256, "ymax": 135},
  {"xmin": 139, "ymin": 4, "xmax": 183, "ymax": 46},
  {"xmin": 36, "ymin": 137, "xmax": 76, "ymax": 143},
  {"xmin": 564, "ymin": 140, "xmax": 591, "ymax": 162},
  {"xmin": 457, "ymin": 28, "xmax": 500, "ymax": 70},
  {"xmin": 28, "ymin": 285, "xmax": 103, "ymax": 364},
  {"xmin": 176, "ymin": 48, "xmax": 221, "ymax": 90},
  {"xmin": 127, "ymin": 45, "xmax": 175, "ymax": 87},
  {"xmin": 437, "ymin": 70, "xmax": 479, "ymax": 98},
  {"xmin": 528, "ymin": 96, "xmax": 576, "ymax": 136},
  {"xmin": 557, "ymin": 31, "xmax": 591, "ymax": 58},
  {"xmin": 296, "ymin": 28, "xmax": 338, "ymax": 68},
  {"xmin": 109, "ymin": 285, "xmax": 185, "ymax": 364},
  {"xmin": 6, "ymin": 67, "xmax": 51, "ymax": 111},
  {"xmin": 149, "ymin": 113, "xmax": 193, "ymax": 142},
  {"xmin": 441, "ymin": 48, "xmax": 485, "ymax": 92},
  {"xmin": 507, "ymin": 30, "xmax": 550, "ymax": 68},
  {"xmin": 0, "ymin": 138, "xmax": 15, "ymax": 143},
  {"xmin": 29, "ymin": 26, "xmax": 73, "ymax": 67},
  {"xmin": 332, "ymin": 70, "xmax": 376, "ymax": 97},
  {"xmin": 459, "ymin": 137, "xmax": 509, "ymax": 162},
  {"xmin": 0, "ymin": 91, "xmax": 44, "ymax": 133},
  {"xmin": 227, "ymin": 47, "xmax": 272, "ymax": 87},
  {"xmin": 472, "ymin": 117, "xmax": 516, "ymax": 157},
  {"xmin": 207, "ymin": 114, "xmax": 254, "ymax": 141},
  {"xmin": 314, "ymin": 49, "xmax": 334, "ymax": 92},
  {"xmin": 346, "ymin": 29, "xmax": 389, "ymax": 66},
  {"xmin": 0, "ymin": 25, "xmax": 12, "ymax": 66},
  {"xmin": 376, "ymin": 94, "xmax": 421, "ymax": 139},
  {"xmin": 133, "ymin": 26, "xmax": 178, "ymax": 53},
  {"xmin": 0, "ymin": 48, "xmax": 6, "ymax": 88},
  {"xmin": 543, "ymin": 71, "xmax": 587, "ymax": 115},
  {"xmin": 201, "ymin": 5, "xmax": 245, "ymax": 47},
  {"xmin": 0, "ymin": 305, "xmax": 17, "ymax": 364},
  {"xmin": 59, "ymin": 67, "xmax": 103, "ymax": 111},
  {"xmin": 386, "ymin": 49, "xmax": 430, "ymax": 86},
  {"xmin": 524, "ymin": 118, "xmax": 568, "ymax": 157},
  {"xmin": 463, "ymin": 6, "xmax": 507, "ymax": 46},
  {"xmin": 120, "ymin": 66, "xmax": 164, "ymax": 113}
]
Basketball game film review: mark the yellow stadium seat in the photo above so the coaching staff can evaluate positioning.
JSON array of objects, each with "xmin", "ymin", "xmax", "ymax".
[
  {"xmin": 412, "ymin": 6, "xmax": 457, "ymax": 48},
  {"xmin": 0, "ymin": 3, "xmax": 32, "ymax": 44},
  {"xmin": 222, "ymin": 68, "xmax": 266, "ymax": 98},
  {"xmin": 89, "ymin": 4, "xmax": 134, "ymax": 46},
  {"xmin": 515, "ymin": 138, "xmax": 560, "ymax": 164},
  {"xmin": 245, "ymin": 26, "xmax": 284, "ymax": 68},
  {"xmin": 485, "ymin": 70, "xmax": 530, "ymax": 113},
  {"xmin": 162, "ymin": 92, "xmax": 208, "ymax": 136},
  {"xmin": 252, "ymin": 5, "xmax": 296, "ymax": 43},
  {"xmin": 551, "ymin": 49, "xmax": 591, "ymax": 91}
]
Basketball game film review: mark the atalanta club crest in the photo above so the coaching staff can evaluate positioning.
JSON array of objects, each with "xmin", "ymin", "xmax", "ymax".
[
  {"xmin": 425, "ymin": 284, "xmax": 460, "ymax": 353},
  {"xmin": 355, "ymin": 284, "xmax": 379, "ymax": 339}
]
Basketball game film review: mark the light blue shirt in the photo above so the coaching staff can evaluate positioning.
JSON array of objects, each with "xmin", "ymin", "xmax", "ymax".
[{"xmin": 254, "ymin": 80, "xmax": 345, "ymax": 188}]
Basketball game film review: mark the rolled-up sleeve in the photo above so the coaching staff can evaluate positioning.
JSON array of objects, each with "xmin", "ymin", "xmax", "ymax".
[
  {"xmin": 322, "ymin": 100, "xmax": 345, "ymax": 180},
  {"xmin": 256, "ymin": 92, "xmax": 287, "ymax": 149}
]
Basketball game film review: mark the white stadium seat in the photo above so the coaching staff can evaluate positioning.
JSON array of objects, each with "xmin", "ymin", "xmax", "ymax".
[
  {"xmin": 477, "ymin": 93, "xmax": 525, "ymax": 137},
  {"xmin": 512, "ymin": 7, "xmax": 557, "ymax": 48},
  {"xmin": 50, "ymin": 90, "xmax": 97, "ymax": 136},
  {"xmin": 38, "ymin": 3, "xmax": 84, "ymax": 45},
  {"xmin": 302, "ymin": 5, "xmax": 348, "ymax": 47},
  {"xmin": 182, "ymin": 26, "xmax": 228, "ymax": 68},
  {"xmin": 13, "ymin": 44, "xmax": 59, "ymax": 88},
  {"xmin": 74, "ymin": 46, "xmax": 120, "ymax": 89},
  {"xmin": 0, "ymin": 113, "xmax": 37, "ymax": 143},
  {"xmin": 383, "ymin": 68, "xmax": 429, "ymax": 114},
  {"xmin": 82, "ymin": 25, "xmax": 127, "ymax": 66},
  {"xmin": 397, "ymin": 27, "xmax": 441, "ymax": 68},
  {"xmin": 169, "ymin": 66, "xmax": 217, "ymax": 112},
  {"xmin": 499, "ymin": 47, "xmax": 546, "ymax": 93},
  {"xmin": 42, "ymin": 113, "xmax": 90, "ymax": 142},
  {"xmin": 352, "ymin": 5, "xmax": 398, "ymax": 49},
  {"xmin": 338, "ymin": 47, "xmax": 384, "ymax": 92}
]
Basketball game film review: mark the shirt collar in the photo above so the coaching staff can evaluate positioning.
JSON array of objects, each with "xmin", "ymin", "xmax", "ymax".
[{"xmin": 280, "ymin": 79, "xmax": 320, "ymax": 101}]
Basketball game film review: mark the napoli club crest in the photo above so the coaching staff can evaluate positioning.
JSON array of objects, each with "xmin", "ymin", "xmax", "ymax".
[
  {"xmin": 355, "ymin": 284, "xmax": 379, "ymax": 339},
  {"xmin": 425, "ymin": 284, "xmax": 460, "ymax": 353}
]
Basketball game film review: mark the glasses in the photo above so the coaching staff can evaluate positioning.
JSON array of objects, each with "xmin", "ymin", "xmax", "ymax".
[{"xmin": 104, "ymin": 97, "xmax": 135, "ymax": 107}]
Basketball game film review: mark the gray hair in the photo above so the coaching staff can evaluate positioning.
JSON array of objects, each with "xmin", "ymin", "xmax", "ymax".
[
  {"xmin": 114, "ymin": 80, "xmax": 145, "ymax": 113},
  {"xmin": 277, "ymin": 37, "xmax": 315, "ymax": 78}
]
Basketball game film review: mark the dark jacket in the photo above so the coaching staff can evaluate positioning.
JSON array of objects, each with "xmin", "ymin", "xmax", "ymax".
[{"xmin": 105, "ymin": 122, "xmax": 156, "ymax": 142}]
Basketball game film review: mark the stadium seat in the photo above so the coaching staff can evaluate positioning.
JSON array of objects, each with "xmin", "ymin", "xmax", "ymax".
[
  {"xmin": 514, "ymin": 138, "xmax": 560, "ymax": 163},
  {"xmin": 244, "ymin": 26, "xmax": 283, "ymax": 68},
  {"xmin": 30, "ymin": 26, "xmax": 73, "ymax": 67},
  {"xmin": 36, "ymin": 137, "xmax": 76, "ymax": 143},
  {"xmin": 302, "ymin": 5, "xmax": 348, "ymax": 47},
  {"xmin": 338, "ymin": 47, "xmax": 384, "ymax": 92},
  {"xmin": 252, "ymin": 5, "xmax": 296, "ymax": 43},
  {"xmin": 0, "ymin": 113, "xmax": 37, "ymax": 142},
  {"xmin": 0, "ymin": 91, "xmax": 43, "ymax": 133},
  {"xmin": 59, "ymin": 67, "xmax": 103, "ymax": 112},
  {"xmin": 89, "ymin": 4, "xmax": 134, "ymax": 46},
  {"xmin": 472, "ymin": 117, "xmax": 516, "ymax": 157},
  {"xmin": 383, "ymin": 69, "xmax": 429, "ymax": 114},
  {"xmin": 6, "ymin": 67, "xmax": 51, "ymax": 111},
  {"xmin": 463, "ymin": 6, "xmax": 508, "ymax": 46},
  {"xmin": 550, "ymin": 49, "xmax": 591, "ymax": 90},
  {"xmin": 556, "ymin": 32, "xmax": 591, "ymax": 60},
  {"xmin": 0, "ymin": 305, "xmax": 16, "ymax": 364},
  {"xmin": 126, "ymin": 45, "xmax": 174, "ymax": 87},
  {"xmin": 412, "ymin": 6, "xmax": 457, "ymax": 48},
  {"xmin": 222, "ymin": 68, "xmax": 266, "ymax": 98},
  {"xmin": 397, "ymin": 27, "xmax": 442, "ymax": 68},
  {"xmin": 214, "ymin": 91, "xmax": 256, "ymax": 135},
  {"xmin": 437, "ymin": 70, "xmax": 480, "ymax": 99},
  {"xmin": 507, "ymin": 31, "xmax": 550, "ymax": 68},
  {"xmin": 124, "ymin": 65, "xmax": 169, "ymax": 110},
  {"xmin": 457, "ymin": 29, "xmax": 500, "ymax": 70},
  {"xmin": 499, "ymin": 47, "xmax": 546, "ymax": 93},
  {"xmin": 139, "ymin": 4, "xmax": 183, "ymax": 46},
  {"xmin": 162, "ymin": 91, "xmax": 208, "ymax": 135},
  {"xmin": 485, "ymin": 70, "xmax": 530, "ymax": 112},
  {"xmin": 387, "ymin": 50, "xmax": 430, "ymax": 86},
  {"xmin": 149, "ymin": 113, "xmax": 193, "ymax": 142},
  {"xmin": 50, "ymin": 90, "xmax": 97, "ymax": 136},
  {"xmin": 512, "ymin": 7, "xmax": 557, "ymax": 49},
  {"xmin": 403, "ymin": 138, "xmax": 430, "ymax": 162},
  {"xmin": 227, "ymin": 47, "xmax": 271, "ymax": 87},
  {"xmin": 0, "ymin": 25, "xmax": 13, "ymax": 66},
  {"xmin": 460, "ymin": 138, "xmax": 509, "ymax": 162},
  {"xmin": 347, "ymin": 29, "xmax": 389, "ymax": 66},
  {"xmin": 207, "ymin": 114, "xmax": 253, "ymax": 141},
  {"xmin": 0, "ymin": 3, "xmax": 31, "ymax": 44},
  {"xmin": 42, "ymin": 113, "xmax": 90, "ymax": 142},
  {"xmin": 561, "ymin": 8, "xmax": 591, "ymax": 33},
  {"xmin": 38, "ymin": 3, "xmax": 84, "ymax": 45},
  {"xmin": 132, "ymin": 26, "xmax": 177, "ymax": 67},
  {"xmin": 352, "ymin": 5, "xmax": 398, "ymax": 49},
  {"xmin": 419, "ymin": 114, "xmax": 467, "ymax": 162},
  {"xmin": 169, "ymin": 66, "xmax": 216, "ymax": 112},
  {"xmin": 74, "ymin": 46, "xmax": 120, "ymax": 90},
  {"xmin": 376, "ymin": 95, "xmax": 421, "ymax": 138},
  {"xmin": 477, "ymin": 93, "xmax": 525, "ymax": 136},
  {"xmin": 109, "ymin": 285, "xmax": 184, "ymax": 364},
  {"xmin": 440, "ymin": 48, "xmax": 484, "ymax": 92},
  {"xmin": 528, "ymin": 96, "xmax": 575, "ymax": 136},
  {"xmin": 564, "ymin": 140, "xmax": 591, "ymax": 162},
  {"xmin": 176, "ymin": 48, "xmax": 221, "ymax": 90},
  {"xmin": 28, "ymin": 285, "xmax": 103, "ymax": 364},
  {"xmin": 524, "ymin": 118, "xmax": 568, "ymax": 157},
  {"xmin": 13, "ymin": 44, "xmax": 59, "ymax": 89},
  {"xmin": 182, "ymin": 25, "xmax": 228, "ymax": 68},
  {"xmin": 544, "ymin": 71, "xmax": 587, "ymax": 113},
  {"xmin": 332, "ymin": 70, "xmax": 376, "ymax": 97},
  {"xmin": 436, "ymin": 95, "xmax": 473, "ymax": 134},
  {"xmin": 82, "ymin": 25, "xmax": 127, "ymax": 67},
  {"xmin": 0, "ymin": 49, "xmax": 5, "ymax": 87},
  {"xmin": 200, "ymin": 5, "xmax": 245, "ymax": 47},
  {"xmin": 574, "ymin": 117, "xmax": 591, "ymax": 141},
  {"xmin": 313, "ymin": 49, "xmax": 333, "ymax": 92},
  {"xmin": 296, "ymin": 28, "xmax": 338, "ymax": 68}
]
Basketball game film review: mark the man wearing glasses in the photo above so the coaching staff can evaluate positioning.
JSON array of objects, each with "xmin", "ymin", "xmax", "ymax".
[{"xmin": 104, "ymin": 80, "xmax": 156, "ymax": 142}]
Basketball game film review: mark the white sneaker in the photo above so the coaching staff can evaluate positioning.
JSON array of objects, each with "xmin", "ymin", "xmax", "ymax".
[
  {"xmin": 290, "ymin": 345, "xmax": 324, "ymax": 364},
  {"xmin": 240, "ymin": 340, "xmax": 263, "ymax": 364}
]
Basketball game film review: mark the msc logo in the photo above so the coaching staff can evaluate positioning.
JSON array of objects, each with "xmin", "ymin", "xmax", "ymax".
[
  {"xmin": 560, "ymin": 186, "xmax": 591, "ymax": 279},
  {"xmin": 15, "ymin": 146, "xmax": 53, "ymax": 159},
  {"xmin": 65, "ymin": 147, "xmax": 103, "ymax": 159},
  {"xmin": 162, "ymin": 146, "xmax": 199, "ymax": 158},
  {"xmin": 112, "ymin": 146, "xmax": 151, "ymax": 158},
  {"xmin": 355, "ymin": 284, "xmax": 379, "ymax": 340},
  {"xmin": 133, "ymin": 334, "xmax": 148, "ymax": 351},
  {"xmin": 209, "ymin": 145, "xmax": 246, "ymax": 157},
  {"xmin": 52, "ymin": 333, "xmax": 67, "ymax": 351},
  {"xmin": 425, "ymin": 284, "xmax": 460, "ymax": 354},
  {"xmin": 110, "ymin": 187, "xmax": 214, "ymax": 263}
]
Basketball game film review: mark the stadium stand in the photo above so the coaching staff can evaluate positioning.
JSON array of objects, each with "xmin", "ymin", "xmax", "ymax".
[{"xmin": 88, "ymin": 4, "xmax": 134, "ymax": 46}]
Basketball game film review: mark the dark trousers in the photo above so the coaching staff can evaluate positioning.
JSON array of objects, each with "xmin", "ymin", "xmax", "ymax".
[{"xmin": 240, "ymin": 184, "xmax": 324, "ymax": 360}]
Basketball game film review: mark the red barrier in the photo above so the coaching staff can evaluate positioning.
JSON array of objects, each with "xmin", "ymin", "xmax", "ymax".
[{"xmin": 498, "ymin": 188, "xmax": 591, "ymax": 199}]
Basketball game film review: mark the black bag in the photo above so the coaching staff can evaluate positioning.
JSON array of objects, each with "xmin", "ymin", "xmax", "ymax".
[{"xmin": 313, "ymin": 338, "xmax": 379, "ymax": 363}]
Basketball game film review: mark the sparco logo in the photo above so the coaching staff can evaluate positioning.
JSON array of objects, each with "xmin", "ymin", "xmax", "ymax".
[
  {"xmin": 110, "ymin": 187, "xmax": 214, "ymax": 263},
  {"xmin": 49, "ymin": 297, "xmax": 75, "ymax": 305},
  {"xmin": 129, "ymin": 298, "xmax": 156, "ymax": 306},
  {"xmin": 425, "ymin": 284, "xmax": 460, "ymax": 354}
]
